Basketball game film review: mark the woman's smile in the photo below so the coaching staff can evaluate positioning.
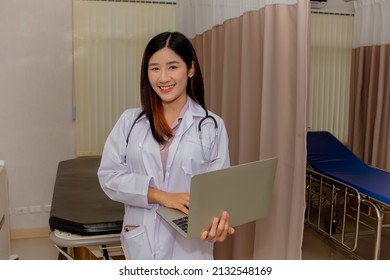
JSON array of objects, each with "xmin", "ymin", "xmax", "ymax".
[{"xmin": 159, "ymin": 84, "xmax": 175, "ymax": 93}]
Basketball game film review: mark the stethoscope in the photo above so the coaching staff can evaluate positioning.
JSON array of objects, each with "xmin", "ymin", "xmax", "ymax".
[
  {"xmin": 198, "ymin": 110, "xmax": 219, "ymax": 164},
  {"xmin": 125, "ymin": 109, "xmax": 219, "ymax": 165}
]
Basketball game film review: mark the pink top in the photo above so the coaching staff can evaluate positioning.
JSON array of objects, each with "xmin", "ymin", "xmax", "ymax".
[{"xmin": 159, "ymin": 101, "xmax": 189, "ymax": 175}]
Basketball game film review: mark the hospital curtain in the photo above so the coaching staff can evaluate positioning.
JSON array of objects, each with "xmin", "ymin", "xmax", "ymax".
[
  {"xmin": 73, "ymin": 0, "xmax": 176, "ymax": 155},
  {"xmin": 176, "ymin": 0, "xmax": 309, "ymax": 259},
  {"xmin": 308, "ymin": 12, "xmax": 354, "ymax": 144},
  {"xmin": 348, "ymin": 0, "xmax": 390, "ymax": 170}
]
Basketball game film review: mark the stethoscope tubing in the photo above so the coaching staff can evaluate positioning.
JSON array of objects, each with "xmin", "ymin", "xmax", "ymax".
[{"xmin": 124, "ymin": 109, "xmax": 219, "ymax": 164}]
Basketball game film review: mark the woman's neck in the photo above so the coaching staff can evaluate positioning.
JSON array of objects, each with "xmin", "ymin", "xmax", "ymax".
[{"xmin": 163, "ymin": 95, "xmax": 188, "ymax": 126}]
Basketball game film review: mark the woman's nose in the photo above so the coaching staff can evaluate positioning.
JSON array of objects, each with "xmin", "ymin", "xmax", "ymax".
[{"xmin": 159, "ymin": 68, "xmax": 170, "ymax": 82}]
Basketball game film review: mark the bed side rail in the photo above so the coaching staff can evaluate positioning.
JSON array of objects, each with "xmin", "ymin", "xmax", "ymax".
[
  {"xmin": 306, "ymin": 168, "xmax": 361, "ymax": 254},
  {"xmin": 305, "ymin": 168, "xmax": 390, "ymax": 259}
]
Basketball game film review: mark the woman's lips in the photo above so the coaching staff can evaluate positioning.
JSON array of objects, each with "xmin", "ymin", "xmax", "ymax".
[{"xmin": 160, "ymin": 84, "xmax": 174, "ymax": 93}]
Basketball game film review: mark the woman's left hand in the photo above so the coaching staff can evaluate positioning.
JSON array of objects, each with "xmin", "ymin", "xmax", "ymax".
[{"xmin": 200, "ymin": 211, "xmax": 235, "ymax": 242}]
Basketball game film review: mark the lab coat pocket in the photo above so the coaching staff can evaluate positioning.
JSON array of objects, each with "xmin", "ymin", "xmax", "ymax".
[
  {"xmin": 181, "ymin": 137, "xmax": 211, "ymax": 176},
  {"xmin": 122, "ymin": 225, "xmax": 152, "ymax": 260}
]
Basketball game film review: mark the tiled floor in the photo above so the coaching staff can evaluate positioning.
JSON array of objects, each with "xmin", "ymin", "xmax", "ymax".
[
  {"xmin": 303, "ymin": 224, "xmax": 390, "ymax": 260},
  {"xmin": 301, "ymin": 225, "xmax": 353, "ymax": 260},
  {"xmin": 10, "ymin": 224, "xmax": 389, "ymax": 260}
]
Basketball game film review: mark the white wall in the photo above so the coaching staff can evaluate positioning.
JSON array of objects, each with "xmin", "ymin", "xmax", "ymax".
[{"xmin": 0, "ymin": 0, "xmax": 75, "ymax": 231}]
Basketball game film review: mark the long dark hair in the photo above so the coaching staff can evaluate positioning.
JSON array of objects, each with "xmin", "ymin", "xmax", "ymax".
[{"xmin": 139, "ymin": 32, "xmax": 205, "ymax": 144}]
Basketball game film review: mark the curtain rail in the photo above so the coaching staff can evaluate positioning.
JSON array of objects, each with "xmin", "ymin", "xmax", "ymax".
[
  {"xmin": 311, "ymin": 9, "xmax": 354, "ymax": 16},
  {"xmin": 82, "ymin": 0, "xmax": 176, "ymax": 4}
]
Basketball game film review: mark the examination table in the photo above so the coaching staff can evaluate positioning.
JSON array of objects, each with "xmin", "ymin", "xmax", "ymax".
[
  {"xmin": 305, "ymin": 131, "xmax": 390, "ymax": 259},
  {"xmin": 49, "ymin": 156, "xmax": 124, "ymax": 259}
]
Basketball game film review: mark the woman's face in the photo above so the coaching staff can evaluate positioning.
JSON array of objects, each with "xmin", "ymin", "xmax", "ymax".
[{"xmin": 148, "ymin": 47, "xmax": 194, "ymax": 108}]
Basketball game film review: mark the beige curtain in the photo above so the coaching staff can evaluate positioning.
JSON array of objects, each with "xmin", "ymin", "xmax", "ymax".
[
  {"xmin": 177, "ymin": 0, "xmax": 309, "ymax": 259},
  {"xmin": 73, "ymin": 0, "xmax": 176, "ymax": 155},
  {"xmin": 348, "ymin": 0, "xmax": 390, "ymax": 170},
  {"xmin": 308, "ymin": 12, "xmax": 354, "ymax": 144}
]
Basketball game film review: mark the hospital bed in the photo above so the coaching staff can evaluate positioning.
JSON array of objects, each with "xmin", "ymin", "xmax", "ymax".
[
  {"xmin": 305, "ymin": 131, "xmax": 390, "ymax": 259},
  {"xmin": 49, "ymin": 156, "xmax": 124, "ymax": 259}
]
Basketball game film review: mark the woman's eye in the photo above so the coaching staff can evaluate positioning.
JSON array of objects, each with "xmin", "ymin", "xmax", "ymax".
[
  {"xmin": 169, "ymin": 64, "xmax": 180, "ymax": 70},
  {"xmin": 150, "ymin": 67, "xmax": 159, "ymax": 71}
]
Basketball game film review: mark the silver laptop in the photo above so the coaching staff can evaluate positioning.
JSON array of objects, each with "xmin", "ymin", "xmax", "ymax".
[{"xmin": 156, "ymin": 157, "xmax": 277, "ymax": 239}]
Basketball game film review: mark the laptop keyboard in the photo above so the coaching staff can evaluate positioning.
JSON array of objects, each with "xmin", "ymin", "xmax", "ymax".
[{"xmin": 173, "ymin": 216, "xmax": 188, "ymax": 233}]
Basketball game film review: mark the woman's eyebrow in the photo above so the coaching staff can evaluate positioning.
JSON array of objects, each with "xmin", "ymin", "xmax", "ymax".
[
  {"xmin": 149, "ymin": 61, "xmax": 180, "ymax": 66},
  {"xmin": 167, "ymin": 61, "xmax": 180, "ymax": 65}
]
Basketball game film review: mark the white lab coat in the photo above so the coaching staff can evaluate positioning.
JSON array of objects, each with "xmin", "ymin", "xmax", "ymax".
[{"xmin": 98, "ymin": 98, "xmax": 230, "ymax": 260}]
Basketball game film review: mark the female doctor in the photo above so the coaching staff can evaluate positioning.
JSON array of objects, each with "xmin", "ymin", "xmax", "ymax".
[{"xmin": 98, "ymin": 32, "xmax": 234, "ymax": 260}]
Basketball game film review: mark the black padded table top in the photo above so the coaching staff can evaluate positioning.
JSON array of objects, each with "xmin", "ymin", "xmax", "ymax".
[{"xmin": 49, "ymin": 156, "xmax": 124, "ymax": 236}]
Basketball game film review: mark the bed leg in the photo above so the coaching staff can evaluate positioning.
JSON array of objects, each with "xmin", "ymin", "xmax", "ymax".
[
  {"xmin": 373, "ymin": 210, "xmax": 383, "ymax": 260},
  {"xmin": 101, "ymin": 245, "xmax": 110, "ymax": 260}
]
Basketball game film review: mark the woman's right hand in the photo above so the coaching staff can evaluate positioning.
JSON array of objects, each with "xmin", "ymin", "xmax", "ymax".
[
  {"xmin": 148, "ymin": 188, "xmax": 190, "ymax": 214},
  {"xmin": 200, "ymin": 211, "xmax": 235, "ymax": 242}
]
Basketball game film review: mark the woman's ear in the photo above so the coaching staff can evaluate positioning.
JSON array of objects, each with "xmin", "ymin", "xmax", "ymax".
[{"xmin": 188, "ymin": 61, "xmax": 195, "ymax": 78}]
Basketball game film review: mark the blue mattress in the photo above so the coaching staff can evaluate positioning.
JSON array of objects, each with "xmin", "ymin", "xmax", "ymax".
[{"xmin": 307, "ymin": 131, "xmax": 390, "ymax": 206}]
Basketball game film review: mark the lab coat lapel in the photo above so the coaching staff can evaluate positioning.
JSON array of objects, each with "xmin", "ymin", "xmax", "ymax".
[
  {"xmin": 165, "ymin": 99, "xmax": 204, "ymax": 180},
  {"xmin": 135, "ymin": 119, "xmax": 164, "ymax": 188}
]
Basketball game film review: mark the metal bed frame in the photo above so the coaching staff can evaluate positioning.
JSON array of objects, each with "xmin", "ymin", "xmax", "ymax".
[{"xmin": 305, "ymin": 132, "xmax": 390, "ymax": 260}]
